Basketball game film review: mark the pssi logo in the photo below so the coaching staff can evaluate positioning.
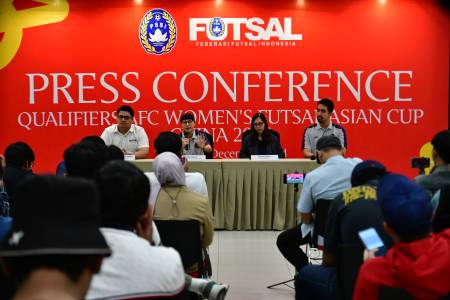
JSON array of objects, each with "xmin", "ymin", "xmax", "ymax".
[
  {"xmin": 139, "ymin": 8, "xmax": 177, "ymax": 55},
  {"xmin": 190, "ymin": 17, "xmax": 302, "ymax": 41}
]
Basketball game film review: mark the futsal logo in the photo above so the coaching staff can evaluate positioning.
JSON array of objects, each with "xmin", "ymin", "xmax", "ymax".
[
  {"xmin": 139, "ymin": 8, "xmax": 177, "ymax": 55},
  {"xmin": 209, "ymin": 17, "xmax": 225, "ymax": 38}
]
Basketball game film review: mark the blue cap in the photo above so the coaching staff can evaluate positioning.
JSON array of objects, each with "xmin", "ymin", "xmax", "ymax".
[
  {"xmin": 377, "ymin": 174, "xmax": 432, "ymax": 235},
  {"xmin": 351, "ymin": 160, "xmax": 386, "ymax": 187}
]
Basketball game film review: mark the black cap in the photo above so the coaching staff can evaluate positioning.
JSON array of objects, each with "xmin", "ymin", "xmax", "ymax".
[
  {"xmin": 316, "ymin": 135, "xmax": 342, "ymax": 151},
  {"xmin": 0, "ymin": 176, "xmax": 111, "ymax": 257}
]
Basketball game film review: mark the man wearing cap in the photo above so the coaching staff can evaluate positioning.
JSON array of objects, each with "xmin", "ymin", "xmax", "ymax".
[
  {"xmin": 0, "ymin": 176, "xmax": 111, "ymax": 300},
  {"xmin": 100, "ymin": 105, "xmax": 149, "ymax": 159},
  {"xmin": 353, "ymin": 174, "xmax": 450, "ymax": 300},
  {"xmin": 415, "ymin": 130, "xmax": 450, "ymax": 195},
  {"xmin": 294, "ymin": 160, "xmax": 392, "ymax": 300},
  {"xmin": 302, "ymin": 98, "xmax": 347, "ymax": 159},
  {"xmin": 277, "ymin": 135, "xmax": 361, "ymax": 273},
  {"xmin": 179, "ymin": 112, "xmax": 213, "ymax": 157}
]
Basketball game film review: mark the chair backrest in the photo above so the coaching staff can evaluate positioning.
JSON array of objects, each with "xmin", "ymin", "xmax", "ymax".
[
  {"xmin": 336, "ymin": 243, "xmax": 364, "ymax": 300},
  {"xmin": 312, "ymin": 199, "xmax": 332, "ymax": 247},
  {"xmin": 379, "ymin": 287, "xmax": 450, "ymax": 300},
  {"xmin": 433, "ymin": 184, "xmax": 450, "ymax": 233},
  {"xmin": 154, "ymin": 220, "xmax": 203, "ymax": 274}
]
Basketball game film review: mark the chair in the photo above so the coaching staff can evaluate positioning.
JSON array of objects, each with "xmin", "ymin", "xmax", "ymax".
[
  {"xmin": 267, "ymin": 199, "xmax": 332, "ymax": 289},
  {"xmin": 379, "ymin": 287, "xmax": 450, "ymax": 300},
  {"xmin": 336, "ymin": 243, "xmax": 364, "ymax": 300},
  {"xmin": 154, "ymin": 220, "xmax": 207, "ymax": 278}
]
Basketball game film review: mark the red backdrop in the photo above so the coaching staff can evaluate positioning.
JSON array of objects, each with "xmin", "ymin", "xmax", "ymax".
[{"xmin": 0, "ymin": 0, "xmax": 448, "ymax": 176}]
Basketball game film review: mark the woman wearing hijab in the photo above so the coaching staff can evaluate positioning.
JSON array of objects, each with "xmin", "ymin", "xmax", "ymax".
[
  {"xmin": 153, "ymin": 152, "xmax": 214, "ymax": 250},
  {"xmin": 239, "ymin": 112, "xmax": 285, "ymax": 158}
]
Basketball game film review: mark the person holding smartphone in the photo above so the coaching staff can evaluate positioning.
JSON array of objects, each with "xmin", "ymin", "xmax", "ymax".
[
  {"xmin": 179, "ymin": 112, "xmax": 213, "ymax": 157},
  {"xmin": 294, "ymin": 160, "xmax": 390, "ymax": 300},
  {"xmin": 353, "ymin": 174, "xmax": 450, "ymax": 300}
]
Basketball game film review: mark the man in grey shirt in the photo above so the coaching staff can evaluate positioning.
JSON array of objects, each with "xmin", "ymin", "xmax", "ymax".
[
  {"xmin": 416, "ymin": 130, "xmax": 450, "ymax": 196},
  {"xmin": 302, "ymin": 98, "xmax": 347, "ymax": 158},
  {"xmin": 276, "ymin": 136, "xmax": 361, "ymax": 272}
]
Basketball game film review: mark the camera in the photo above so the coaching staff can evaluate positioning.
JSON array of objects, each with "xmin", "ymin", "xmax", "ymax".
[
  {"xmin": 283, "ymin": 173, "xmax": 305, "ymax": 184},
  {"xmin": 411, "ymin": 157, "xmax": 430, "ymax": 169}
]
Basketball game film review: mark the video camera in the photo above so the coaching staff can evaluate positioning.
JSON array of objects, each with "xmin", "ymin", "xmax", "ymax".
[{"xmin": 411, "ymin": 157, "xmax": 430, "ymax": 175}]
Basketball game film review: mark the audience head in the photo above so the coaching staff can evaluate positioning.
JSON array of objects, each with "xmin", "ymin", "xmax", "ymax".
[
  {"xmin": 4, "ymin": 142, "xmax": 35, "ymax": 170},
  {"xmin": 154, "ymin": 131, "xmax": 183, "ymax": 157},
  {"xmin": 94, "ymin": 161, "xmax": 150, "ymax": 229},
  {"xmin": 64, "ymin": 141, "xmax": 107, "ymax": 178},
  {"xmin": 351, "ymin": 160, "xmax": 387, "ymax": 187},
  {"xmin": 377, "ymin": 174, "xmax": 432, "ymax": 242},
  {"xmin": 431, "ymin": 130, "xmax": 450, "ymax": 165},
  {"xmin": 180, "ymin": 112, "xmax": 196, "ymax": 136},
  {"xmin": 0, "ymin": 176, "xmax": 110, "ymax": 291},
  {"xmin": 154, "ymin": 152, "xmax": 186, "ymax": 187},
  {"xmin": 81, "ymin": 135, "xmax": 106, "ymax": 146},
  {"xmin": 106, "ymin": 145, "xmax": 124, "ymax": 161},
  {"xmin": 317, "ymin": 98, "xmax": 334, "ymax": 125},
  {"xmin": 315, "ymin": 135, "xmax": 342, "ymax": 164}
]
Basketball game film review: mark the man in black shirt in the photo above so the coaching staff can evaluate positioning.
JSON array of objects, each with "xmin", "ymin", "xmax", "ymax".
[{"xmin": 294, "ymin": 160, "xmax": 391, "ymax": 300}]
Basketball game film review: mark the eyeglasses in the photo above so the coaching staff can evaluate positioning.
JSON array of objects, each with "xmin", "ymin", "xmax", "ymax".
[
  {"xmin": 253, "ymin": 122, "xmax": 264, "ymax": 127},
  {"xmin": 117, "ymin": 115, "xmax": 131, "ymax": 121},
  {"xmin": 182, "ymin": 120, "xmax": 193, "ymax": 125}
]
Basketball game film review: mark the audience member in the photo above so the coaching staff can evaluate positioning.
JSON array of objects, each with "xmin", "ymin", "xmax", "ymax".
[
  {"xmin": 101, "ymin": 105, "xmax": 149, "ymax": 159},
  {"xmin": 150, "ymin": 132, "xmax": 207, "ymax": 206},
  {"xmin": 88, "ymin": 161, "xmax": 227, "ymax": 300},
  {"xmin": 3, "ymin": 142, "xmax": 35, "ymax": 215},
  {"xmin": 239, "ymin": 112, "xmax": 285, "ymax": 158},
  {"xmin": 56, "ymin": 136, "xmax": 106, "ymax": 176},
  {"xmin": 106, "ymin": 145, "xmax": 125, "ymax": 161},
  {"xmin": 415, "ymin": 130, "xmax": 450, "ymax": 195},
  {"xmin": 0, "ymin": 154, "xmax": 12, "ymax": 242},
  {"xmin": 277, "ymin": 136, "xmax": 361, "ymax": 272},
  {"xmin": 153, "ymin": 152, "xmax": 214, "ymax": 271},
  {"xmin": 294, "ymin": 160, "xmax": 391, "ymax": 300},
  {"xmin": 0, "ymin": 176, "xmax": 111, "ymax": 300},
  {"xmin": 64, "ymin": 141, "xmax": 107, "ymax": 178},
  {"xmin": 353, "ymin": 174, "xmax": 450, "ymax": 300},
  {"xmin": 302, "ymin": 98, "xmax": 347, "ymax": 158}
]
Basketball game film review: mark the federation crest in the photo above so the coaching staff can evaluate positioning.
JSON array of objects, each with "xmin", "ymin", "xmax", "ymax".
[
  {"xmin": 209, "ymin": 17, "xmax": 225, "ymax": 38},
  {"xmin": 139, "ymin": 8, "xmax": 177, "ymax": 55}
]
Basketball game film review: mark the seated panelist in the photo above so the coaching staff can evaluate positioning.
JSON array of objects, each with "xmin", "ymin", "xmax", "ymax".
[
  {"xmin": 179, "ymin": 113, "xmax": 213, "ymax": 157},
  {"xmin": 101, "ymin": 105, "xmax": 149, "ymax": 159},
  {"xmin": 239, "ymin": 112, "xmax": 285, "ymax": 158}
]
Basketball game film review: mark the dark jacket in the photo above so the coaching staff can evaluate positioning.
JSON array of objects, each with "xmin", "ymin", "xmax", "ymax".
[{"xmin": 239, "ymin": 134, "xmax": 285, "ymax": 158}]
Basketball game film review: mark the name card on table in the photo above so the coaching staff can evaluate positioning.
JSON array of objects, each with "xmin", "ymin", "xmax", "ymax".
[
  {"xmin": 124, "ymin": 154, "xmax": 136, "ymax": 161},
  {"xmin": 251, "ymin": 155, "xmax": 279, "ymax": 161},
  {"xmin": 185, "ymin": 155, "xmax": 206, "ymax": 161}
]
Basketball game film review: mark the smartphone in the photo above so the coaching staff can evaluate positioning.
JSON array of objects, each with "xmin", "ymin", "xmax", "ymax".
[
  {"xmin": 358, "ymin": 228, "xmax": 384, "ymax": 251},
  {"xmin": 283, "ymin": 173, "xmax": 304, "ymax": 184}
]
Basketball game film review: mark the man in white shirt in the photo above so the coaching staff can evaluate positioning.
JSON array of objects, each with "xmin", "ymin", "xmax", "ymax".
[
  {"xmin": 277, "ymin": 136, "xmax": 361, "ymax": 271},
  {"xmin": 101, "ymin": 105, "xmax": 149, "ymax": 159}
]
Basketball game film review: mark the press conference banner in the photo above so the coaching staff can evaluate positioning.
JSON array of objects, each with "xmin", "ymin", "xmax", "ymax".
[{"xmin": 0, "ymin": 0, "xmax": 448, "ymax": 175}]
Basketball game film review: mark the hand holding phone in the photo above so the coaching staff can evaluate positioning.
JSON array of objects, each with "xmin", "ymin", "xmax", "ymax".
[{"xmin": 358, "ymin": 227, "xmax": 387, "ymax": 259}]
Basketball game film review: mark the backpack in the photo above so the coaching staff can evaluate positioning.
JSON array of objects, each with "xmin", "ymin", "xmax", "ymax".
[{"xmin": 0, "ymin": 187, "xmax": 10, "ymax": 217}]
